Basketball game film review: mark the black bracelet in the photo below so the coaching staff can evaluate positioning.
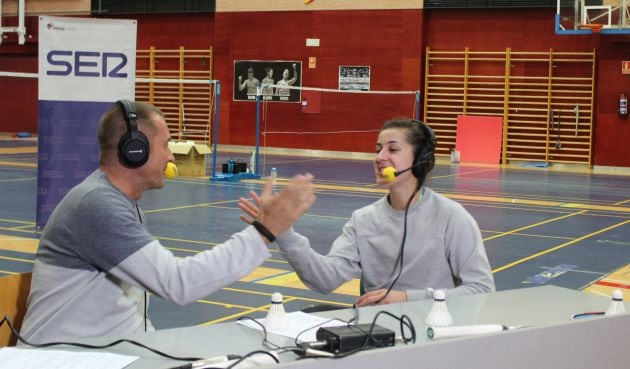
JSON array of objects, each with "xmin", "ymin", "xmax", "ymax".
[{"xmin": 252, "ymin": 220, "xmax": 276, "ymax": 243}]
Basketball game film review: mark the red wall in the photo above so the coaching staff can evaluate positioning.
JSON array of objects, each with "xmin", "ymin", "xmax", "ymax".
[
  {"xmin": 2, "ymin": 8, "xmax": 630, "ymax": 166},
  {"xmin": 424, "ymin": 8, "xmax": 630, "ymax": 167},
  {"xmin": 593, "ymin": 38, "xmax": 630, "ymax": 166},
  {"xmin": 214, "ymin": 10, "xmax": 423, "ymax": 153},
  {"xmin": 0, "ymin": 16, "xmax": 38, "ymax": 133}
]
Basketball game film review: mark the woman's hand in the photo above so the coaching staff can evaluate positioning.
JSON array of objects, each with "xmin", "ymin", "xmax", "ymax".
[{"xmin": 355, "ymin": 289, "xmax": 407, "ymax": 307}]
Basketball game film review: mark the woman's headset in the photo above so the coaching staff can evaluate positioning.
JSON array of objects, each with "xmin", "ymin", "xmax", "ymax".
[{"xmin": 411, "ymin": 120, "xmax": 436, "ymax": 179}]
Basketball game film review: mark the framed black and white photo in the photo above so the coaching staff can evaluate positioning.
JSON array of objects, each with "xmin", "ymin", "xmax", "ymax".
[
  {"xmin": 233, "ymin": 60, "xmax": 302, "ymax": 102},
  {"xmin": 339, "ymin": 66, "xmax": 370, "ymax": 91}
]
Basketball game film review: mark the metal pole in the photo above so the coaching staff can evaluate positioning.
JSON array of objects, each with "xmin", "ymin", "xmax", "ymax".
[
  {"xmin": 211, "ymin": 81, "xmax": 220, "ymax": 179},
  {"xmin": 255, "ymin": 83, "xmax": 261, "ymax": 176},
  {"xmin": 415, "ymin": 91, "xmax": 421, "ymax": 120}
]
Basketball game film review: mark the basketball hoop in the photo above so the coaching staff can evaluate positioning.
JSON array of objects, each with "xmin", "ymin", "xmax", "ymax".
[{"xmin": 578, "ymin": 23, "xmax": 603, "ymax": 34}]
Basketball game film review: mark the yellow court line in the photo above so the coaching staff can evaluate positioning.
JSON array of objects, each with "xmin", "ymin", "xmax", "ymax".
[
  {"xmin": 0, "ymin": 147, "xmax": 37, "ymax": 154},
  {"xmin": 143, "ymin": 199, "xmax": 240, "ymax": 214},
  {"xmin": 482, "ymin": 230, "xmax": 574, "ymax": 240},
  {"xmin": 0, "ymin": 269, "xmax": 19, "ymax": 275},
  {"xmin": 492, "ymin": 219, "xmax": 630, "ymax": 273},
  {"xmin": 614, "ymin": 199, "xmax": 630, "ymax": 206},
  {"xmin": 7, "ymin": 224, "xmax": 36, "ymax": 231},
  {"xmin": 200, "ymin": 296, "xmax": 299, "ymax": 326},
  {"xmin": 484, "ymin": 210, "xmax": 586, "ymax": 242},
  {"xmin": 0, "ymin": 227, "xmax": 37, "ymax": 234},
  {"xmin": 195, "ymin": 299, "xmax": 256, "ymax": 310},
  {"xmin": 249, "ymin": 180, "xmax": 630, "ymax": 214},
  {"xmin": 0, "ymin": 255, "xmax": 34, "ymax": 263},
  {"xmin": 0, "ymin": 161, "xmax": 37, "ymax": 168},
  {"xmin": 0, "ymin": 218, "xmax": 35, "ymax": 225},
  {"xmin": 560, "ymin": 202, "xmax": 630, "ymax": 213},
  {"xmin": 0, "ymin": 177, "xmax": 37, "ymax": 183},
  {"xmin": 431, "ymin": 168, "xmax": 501, "ymax": 179},
  {"xmin": 0, "ymin": 235, "xmax": 38, "ymax": 253},
  {"xmin": 156, "ymin": 236, "xmax": 218, "ymax": 246},
  {"xmin": 222, "ymin": 286, "xmax": 354, "ymax": 307}
]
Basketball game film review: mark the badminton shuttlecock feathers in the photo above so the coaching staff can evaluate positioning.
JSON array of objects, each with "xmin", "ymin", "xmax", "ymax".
[
  {"xmin": 264, "ymin": 292, "xmax": 288, "ymax": 331},
  {"xmin": 605, "ymin": 289, "xmax": 626, "ymax": 315},
  {"xmin": 425, "ymin": 289, "xmax": 453, "ymax": 327}
]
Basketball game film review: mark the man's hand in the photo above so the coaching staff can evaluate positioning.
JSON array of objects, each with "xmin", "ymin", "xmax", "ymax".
[
  {"xmin": 239, "ymin": 173, "xmax": 316, "ymax": 241},
  {"xmin": 355, "ymin": 289, "xmax": 407, "ymax": 307}
]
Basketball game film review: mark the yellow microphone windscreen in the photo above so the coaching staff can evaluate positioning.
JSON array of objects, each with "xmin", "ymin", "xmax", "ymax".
[
  {"xmin": 382, "ymin": 167, "xmax": 396, "ymax": 181},
  {"xmin": 164, "ymin": 162, "xmax": 178, "ymax": 179}
]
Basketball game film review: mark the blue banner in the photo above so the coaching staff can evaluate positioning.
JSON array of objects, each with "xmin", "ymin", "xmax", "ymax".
[{"xmin": 36, "ymin": 16, "xmax": 136, "ymax": 229}]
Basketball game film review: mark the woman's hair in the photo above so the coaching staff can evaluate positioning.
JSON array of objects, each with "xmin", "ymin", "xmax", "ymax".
[{"xmin": 381, "ymin": 117, "xmax": 436, "ymax": 189}]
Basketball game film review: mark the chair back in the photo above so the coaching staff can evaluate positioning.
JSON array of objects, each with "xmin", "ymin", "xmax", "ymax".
[{"xmin": 0, "ymin": 272, "xmax": 32, "ymax": 347}]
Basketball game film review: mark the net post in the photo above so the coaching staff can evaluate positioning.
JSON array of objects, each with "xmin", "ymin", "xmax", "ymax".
[
  {"xmin": 255, "ymin": 83, "xmax": 261, "ymax": 176},
  {"xmin": 211, "ymin": 80, "xmax": 220, "ymax": 179}
]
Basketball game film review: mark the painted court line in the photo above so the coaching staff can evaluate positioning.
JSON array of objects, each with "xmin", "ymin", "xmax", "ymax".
[{"xmin": 493, "ymin": 219, "xmax": 630, "ymax": 274}]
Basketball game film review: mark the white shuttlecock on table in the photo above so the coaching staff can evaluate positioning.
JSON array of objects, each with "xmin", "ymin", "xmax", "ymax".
[
  {"xmin": 264, "ymin": 292, "xmax": 288, "ymax": 331},
  {"xmin": 425, "ymin": 289, "xmax": 453, "ymax": 327},
  {"xmin": 605, "ymin": 289, "xmax": 626, "ymax": 315}
]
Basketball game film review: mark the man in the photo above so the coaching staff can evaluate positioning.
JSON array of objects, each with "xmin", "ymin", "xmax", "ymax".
[
  {"xmin": 21, "ymin": 101, "xmax": 316, "ymax": 343},
  {"xmin": 238, "ymin": 67, "xmax": 259, "ymax": 96}
]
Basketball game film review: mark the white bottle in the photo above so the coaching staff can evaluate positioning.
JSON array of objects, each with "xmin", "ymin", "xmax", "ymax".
[{"xmin": 270, "ymin": 167, "xmax": 277, "ymax": 182}]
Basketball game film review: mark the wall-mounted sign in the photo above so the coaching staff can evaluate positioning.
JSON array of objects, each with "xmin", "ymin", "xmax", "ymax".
[{"xmin": 339, "ymin": 66, "xmax": 370, "ymax": 91}]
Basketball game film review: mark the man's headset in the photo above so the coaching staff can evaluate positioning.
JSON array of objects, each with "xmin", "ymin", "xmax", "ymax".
[
  {"xmin": 410, "ymin": 119, "xmax": 437, "ymax": 179},
  {"xmin": 117, "ymin": 100, "xmax": 150, "ymax": 168}
]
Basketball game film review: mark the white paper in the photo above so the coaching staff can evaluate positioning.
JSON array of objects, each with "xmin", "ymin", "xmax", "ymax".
[
  {"xmin": 236, "ymin": 311, "xmax": 348, "ymax": 342},
  {"xmin": 0, "ymin": 347, "xmax": 138, "ymax": 369}
]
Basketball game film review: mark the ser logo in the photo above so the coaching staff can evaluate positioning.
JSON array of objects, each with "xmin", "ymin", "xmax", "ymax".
[{"xmin": 46, "ymin": 50, "xmax": 128, "ymax": 78}]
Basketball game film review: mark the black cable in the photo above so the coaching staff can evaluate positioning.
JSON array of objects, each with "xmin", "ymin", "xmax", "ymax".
[
  {"xmin": 329, "ymin": 310, "xmax": 416, "ymax": 359},
  {"xmin": 136, "ymin": 203, "xmax": 148, "ymax": 333},
  {"xmin": 374, "ymin": 186, "xmax": 419, "ymax": 305},
  {"xmin": 224, "ymin": 350, "xmax": 279, "ymax": 369},
  {"xmin": 0, "ymin": 315, "xmax": 202, "ymax": 362}
]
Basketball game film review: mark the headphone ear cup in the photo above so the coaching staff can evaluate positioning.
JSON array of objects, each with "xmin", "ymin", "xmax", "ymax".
[
  {"xmin": 117, "ymin": 100, "xmax": 150, "ymax": 168},
  {"xmin": 412, "ymin": 121, "xmax": 437, "ymax": 179},
  {"xmin": 118, "ymin": 130, "xmax": 150, "ymax": 168}
]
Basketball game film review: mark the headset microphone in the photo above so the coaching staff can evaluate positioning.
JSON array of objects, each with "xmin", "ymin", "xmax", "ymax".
[{"xmin": 382, "ymin": 161, "xmax": 425, "ymax": 182}]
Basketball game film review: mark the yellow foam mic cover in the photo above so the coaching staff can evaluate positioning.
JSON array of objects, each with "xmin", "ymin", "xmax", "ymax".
[
  {"xmin": 382, "ymin": 166, "xmax": 396, "ymax": 182},
  {"xmin": 164, "ymin": 162, "xmax": 178, "ymax": 179}
]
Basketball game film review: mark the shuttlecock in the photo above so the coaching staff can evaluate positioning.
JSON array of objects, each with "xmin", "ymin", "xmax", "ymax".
[
  {"xmin": 425, "ymin": 289, "xmax": 453, "ymax": 327},
  {"xmin": 605, "ymin": 289, "xmax": 626, "ymax": 315},
  {"xmin": 264, "ymin": 292, "xmax": 287, "ymax": 331}
]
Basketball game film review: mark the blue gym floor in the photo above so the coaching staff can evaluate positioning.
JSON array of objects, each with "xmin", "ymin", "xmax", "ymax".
[{"xmin": 1, "ymin": 138, "xmax": 629, "ymax": 329}]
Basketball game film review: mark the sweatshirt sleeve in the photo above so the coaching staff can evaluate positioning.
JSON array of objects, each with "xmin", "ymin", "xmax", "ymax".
[
  {"xmin": 108, "ymin": 225, "xmax": 270, "ymax": 305},
  {"xmin": 275, "ymin": 221, "xmax": 362, "ymax": 294},
  {"xmin": 438, "ymin": 205, "xmax": 495, "ymax": 299}
]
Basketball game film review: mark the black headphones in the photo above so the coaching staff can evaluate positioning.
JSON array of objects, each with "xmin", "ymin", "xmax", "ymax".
[
  {"xmin": 117, "ymin": 100, "xmax": 150, "ymax": 168},
  {"xmin": 411, "ymin": 120, "xmax": 437, "ymax": 179}
]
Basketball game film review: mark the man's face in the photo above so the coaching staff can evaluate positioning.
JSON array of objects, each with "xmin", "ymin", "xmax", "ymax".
[{"xmin": 138, "ymin": 114, "xmax": 174, "ymax": 190}]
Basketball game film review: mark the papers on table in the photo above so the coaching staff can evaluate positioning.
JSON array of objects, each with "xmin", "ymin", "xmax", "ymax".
[
  {"xmin": 0, "ymin": 347, "xmax": 138, "ymax": 369},
  {"xmin": 236, "ymin": 311, "xmax": 348, "ymax": 342}
]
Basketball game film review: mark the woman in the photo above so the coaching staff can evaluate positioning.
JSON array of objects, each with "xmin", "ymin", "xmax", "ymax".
[{"xmin": 240, "ymin": 118, "xmax": 494, "ymax": 306}]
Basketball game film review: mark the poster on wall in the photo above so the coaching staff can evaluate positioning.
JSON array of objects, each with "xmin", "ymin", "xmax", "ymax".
[
  {"xmin": 233, "ymin": 60, "xmax": 302, "ymax": 103},
  {"xmin": 339, "ymin": 66, "xmax": 370, "ymax": 91}
]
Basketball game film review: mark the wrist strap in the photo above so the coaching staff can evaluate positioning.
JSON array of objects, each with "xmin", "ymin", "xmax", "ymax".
[{"xmin": 252, "ymin": 220, "xmax": 276, "ymax": 243}]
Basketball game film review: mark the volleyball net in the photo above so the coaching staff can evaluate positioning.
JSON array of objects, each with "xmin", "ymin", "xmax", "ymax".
[{"xmin": 243, "ymin": 84, "xmax": 421, "ymax": 179}]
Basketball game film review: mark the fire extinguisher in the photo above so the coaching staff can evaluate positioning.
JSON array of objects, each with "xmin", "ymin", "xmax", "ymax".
[{"xmin": 619, "ymin": 92, "xmax": 628, "ymax": 118}]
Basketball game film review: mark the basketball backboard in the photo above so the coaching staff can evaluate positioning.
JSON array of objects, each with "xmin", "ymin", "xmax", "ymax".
[{"xmin": 556, "ymin": 0, "xmax": 630, "ymax": 34}]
